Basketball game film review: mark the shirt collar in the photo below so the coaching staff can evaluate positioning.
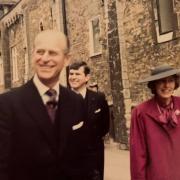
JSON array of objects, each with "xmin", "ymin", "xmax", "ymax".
[
  {"xmin": 79, "ymin": 87, "xmax": 87, "ymax": 99},
  {"xmin": 72, "ymin": 86, "xmax": 87, "ymax": 99},
  {"xmin": 33, "ymin": 74, "xmax": 60, "ymax": 97}
]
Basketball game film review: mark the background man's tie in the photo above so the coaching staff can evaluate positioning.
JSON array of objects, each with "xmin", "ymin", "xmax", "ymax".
[{"xmin": 46, "ymin": 89, "xmax": 57, "ymax": 122}]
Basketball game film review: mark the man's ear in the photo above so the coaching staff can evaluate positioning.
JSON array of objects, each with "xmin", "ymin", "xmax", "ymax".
[
  {"xmin": 64, "ymin": 53, "xmax": 71, "ymax": 67},
  {"xmin": 86, "ymin": 74, "xmax": 91, "ymax": 82}
]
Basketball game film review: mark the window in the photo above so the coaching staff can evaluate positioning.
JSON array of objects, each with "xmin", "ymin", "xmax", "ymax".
[
  {"xmin": 11, "ymin": 46, "xmax": 19, "ymax": 82},
  {"xmin": 153, "ymin": 0, "xmax": 176, "ymax": 43},
  {"xmin": 0, "ymin": 53, "xmax": 4, "ymax": 85},
  {"xmin": 89, "ymin": 16, "xmax": 102, "ymax": 56},
  {"xmin": 178, "ymin": 13, "xmax": 180, "ymax": 28},
  {"xmin": 39, "ymin": 21, "xmax": 44, "ymax": 31},
  {"xmin": 157, "ymin": 0, "xmax": 174, "ymax": 34},
  {"xmin": 24, "ymin": 47, "xmax": 29, "ymax": 82},
  {"xmin": 0, "ymin": 6, "xmax": 3, "ymax": 18}
]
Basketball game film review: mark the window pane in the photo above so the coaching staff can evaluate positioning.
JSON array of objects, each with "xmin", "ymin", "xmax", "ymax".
[
  {"xmin": 11, "ymin": 46, "xmax": 18, "ymax": 82},
  {"xmin": 92, "ymin": 18, "xmax": 101, "ymax": 54},
  {"xmin": 157, "ymin": 0, "xmax": 173, "ymax": 34}
]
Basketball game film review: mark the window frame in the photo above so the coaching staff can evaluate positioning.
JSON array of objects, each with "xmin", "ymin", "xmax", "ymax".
[
  {"xmin": 11, "ymin": 46, "xmax": 19, "ymax": 82},
  {"xmin": 153, "ymin": 0, "xmax": 176, "ymax": 43},
  {"xmin": 89, "ymin": 15, "xmax": 102, "ymax": 57},
  {"xmin": 156, "ymin": 0, "xmax": 174, "ymax": 35},
  {"xmin": 0, "ymin": 54, "xmax": 4, "ymax": 85}
]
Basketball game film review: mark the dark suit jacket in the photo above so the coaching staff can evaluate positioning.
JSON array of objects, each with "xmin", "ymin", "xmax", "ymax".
[
  {"xmin": 0, "ymin": 80, "xmax": 86, "ymax": 180},
  {"xmin": 83, "ymin": 89, "xmax": 109, "ymax": 174}
]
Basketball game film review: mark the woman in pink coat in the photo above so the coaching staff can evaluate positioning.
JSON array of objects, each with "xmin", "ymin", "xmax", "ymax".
[{"xmin": 130, "ymin": 64, "xmax": 180, "ymax": 180}]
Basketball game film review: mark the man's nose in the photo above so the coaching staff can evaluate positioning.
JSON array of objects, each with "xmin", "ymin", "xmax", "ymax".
[{"xmin": 41, "ymin": 52, "xmax": 50, "ymax": 62}]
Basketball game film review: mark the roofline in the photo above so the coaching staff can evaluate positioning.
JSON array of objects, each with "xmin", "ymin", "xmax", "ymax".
[{"xmin": 0, "ymin": 0, "xmax": 22, "ymax": 20}]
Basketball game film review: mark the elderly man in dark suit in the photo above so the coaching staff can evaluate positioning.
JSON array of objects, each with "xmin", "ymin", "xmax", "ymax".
[
  {"xmin": 68, "ymin": 61, "xmax": 110, "ymax": 180},
  {"xmin": 0, "ymin": 30, "xmax": 86, "ymax": 180}
]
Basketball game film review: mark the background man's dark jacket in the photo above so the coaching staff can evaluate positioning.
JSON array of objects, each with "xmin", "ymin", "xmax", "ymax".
[{"xmin": 82, "ymin": 89, "xmax": 110, "ymax": 179}]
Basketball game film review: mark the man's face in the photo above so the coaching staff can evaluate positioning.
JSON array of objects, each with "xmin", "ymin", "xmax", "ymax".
[
  {"xmin": 68, "ymin": 66, "xmax": 90, "ymax": 90},
  {"xmin": 32, "ymin": 31, "xmax": 68, "ymax": 87}
]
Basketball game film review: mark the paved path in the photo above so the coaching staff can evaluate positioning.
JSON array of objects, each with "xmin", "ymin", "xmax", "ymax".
[{"xmin": 104, "ymin": 142, "xmax": 130, "ymax": 180}]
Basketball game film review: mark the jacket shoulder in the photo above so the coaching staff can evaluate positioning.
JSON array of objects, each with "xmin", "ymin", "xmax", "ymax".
[
  {"xmin": 0, "ymin": 86, "xmax": 22, "ymax": 100},
  {"xmin": 173, "ymin": 95, "xmax": 180, "ymax": 101},
  {"xmin": 132, "ymin": 98, "xmax": 153, "ymax": 116},
  {"xmin": 87, "ymin": 89, "xmax": 105, "ymax": 98},
  {"xmin": 61, "ymin": 85, "xmax": 83, "ymax": 100},
  {"xmin": 0, "ymin": 80, "xmax": 35, "ymax": 99}
]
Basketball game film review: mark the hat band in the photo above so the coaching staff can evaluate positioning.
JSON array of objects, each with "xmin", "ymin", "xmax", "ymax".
[{"xmin": 151, "ymin": 67, "xmax": 173, "ymax": 75}]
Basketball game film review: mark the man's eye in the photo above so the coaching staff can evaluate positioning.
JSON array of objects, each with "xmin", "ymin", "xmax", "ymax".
[
  {"xmin": 49, "ymin": 51, "xmax": 57, "ymax": 56},
  {"xmin": 36, "ymin": 50, "xmax": 44, "ymax": 55}
]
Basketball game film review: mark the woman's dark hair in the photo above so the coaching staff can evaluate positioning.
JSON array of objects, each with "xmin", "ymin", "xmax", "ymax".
[{"xmin": 147, "ymin": 75, "xmax": 180, "ymax": 94}]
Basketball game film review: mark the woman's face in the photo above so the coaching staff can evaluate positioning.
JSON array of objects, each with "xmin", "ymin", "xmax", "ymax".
[{"xmin": 155, "ymin": 76, "xmax": 176, "ymax": 100}]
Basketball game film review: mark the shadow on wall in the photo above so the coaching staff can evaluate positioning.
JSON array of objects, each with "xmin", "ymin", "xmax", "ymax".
[{"xmin": 108, "ymin": 105, "xmax": 115, "ymax": 140}]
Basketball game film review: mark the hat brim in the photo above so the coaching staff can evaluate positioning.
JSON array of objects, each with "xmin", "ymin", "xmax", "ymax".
[{"xmin": 139, "ymin": 69, "xmax": 180, "ymax": 83}]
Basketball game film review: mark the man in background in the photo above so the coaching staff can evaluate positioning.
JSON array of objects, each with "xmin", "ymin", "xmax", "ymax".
[{"xmin": 68, "ymin": 61, "xmax": 110, "ymax": 180}]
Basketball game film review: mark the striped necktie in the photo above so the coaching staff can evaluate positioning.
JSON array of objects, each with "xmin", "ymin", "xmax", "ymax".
[{"xmin": 45, "ymin": 89, "xmax": 57, "ymax": 122}]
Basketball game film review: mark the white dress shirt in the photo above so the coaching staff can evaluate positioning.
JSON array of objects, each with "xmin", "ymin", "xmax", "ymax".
[{"xmin": 33, "ymin": 74, "xmax": 60, "ymax": 104}]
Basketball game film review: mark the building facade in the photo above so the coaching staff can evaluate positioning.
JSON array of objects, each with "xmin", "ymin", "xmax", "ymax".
[{"xmin": 0, "ymin": 0, "xmax": 180, "ymax": 148}]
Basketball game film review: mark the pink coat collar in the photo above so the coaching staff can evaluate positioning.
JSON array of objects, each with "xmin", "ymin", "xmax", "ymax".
[{"xmin": 145, "ymin": 96, "xmax": 180, "ymax": 128}]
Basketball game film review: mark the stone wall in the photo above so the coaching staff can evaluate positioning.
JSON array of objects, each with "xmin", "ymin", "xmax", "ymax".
[{"xmin": 1, "ymin": 27, "xmax": 11, "ymax": 89}]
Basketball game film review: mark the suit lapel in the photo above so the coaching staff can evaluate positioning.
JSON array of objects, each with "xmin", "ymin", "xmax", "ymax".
[
  {"xmin": 55, "ymin": 86, "xmax": 75, "ymax": 152},
  {"xmin": 85, "ymin": 89, "xmax": 97, "ymax": 121},
  {"xmin": 20, "ymin": 80, "xmax": 56, "ymax": 150}
]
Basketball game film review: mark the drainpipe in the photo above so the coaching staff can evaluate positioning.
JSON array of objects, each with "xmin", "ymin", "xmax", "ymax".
[{"xmin": 62, "ymin": 0, "xmax": 68, "ymax": 36}]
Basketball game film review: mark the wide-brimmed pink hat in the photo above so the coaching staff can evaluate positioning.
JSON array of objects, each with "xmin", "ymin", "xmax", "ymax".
[{"xmin": 139, "ymin": 64, "xmax": 180, "ymax": 83}]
